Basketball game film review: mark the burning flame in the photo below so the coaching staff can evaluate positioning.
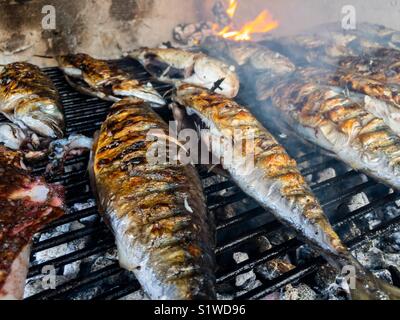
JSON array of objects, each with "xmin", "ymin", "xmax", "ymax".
[
  {"xmin": 226, "ymin": 0, "xmax": 238, "ymax": 18},
  {"xmin": 216, "ymin": 1, "xmax": 279, "ymax": 41}
]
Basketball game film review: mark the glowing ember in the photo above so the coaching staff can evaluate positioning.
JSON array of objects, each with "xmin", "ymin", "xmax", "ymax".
[{"xmin": 216, "ymin": 1, "xmax": 279, "ymax": 41}]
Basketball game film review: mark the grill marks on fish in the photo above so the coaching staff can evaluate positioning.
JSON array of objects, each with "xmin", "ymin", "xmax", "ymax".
[
  {"xmin": 0, "ymin": 62, "xmax": 64, "ymax": 140},
  {"xmin": 174, "ymin": 85, "xmax": 400, "ymax": 300},
  {"xmin": 58, "ymin": 53, "xmax": 165, "ymax": 106},
  {"xmin": 173, "ymin": 85, "xmax": 347, "ymax": 256},
  {"xmin": 93, "ymin": 98, "xmax": 215, "ymax": 299},
  {"xmin": 272, "ymin": 77, "xmax": 400, "ymax": 189}
]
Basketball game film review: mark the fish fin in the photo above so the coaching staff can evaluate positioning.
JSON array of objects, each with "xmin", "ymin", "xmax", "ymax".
[
  {"xmin": 351, "ymin": 270, "xmax": 400, "ymax": 300},
  {"xmin": 64, "ymin": 76, "xmax": 119, "ymax": 102}
]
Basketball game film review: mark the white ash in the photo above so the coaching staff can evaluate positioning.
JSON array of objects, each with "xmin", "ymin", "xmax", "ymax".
[
  {"xmin": 24, "ymin": 274, "xmax": 76, "ymax": 298},
  {"xmin": 384, "ymin": 205, "xmax": 400, "ymax": 221},
  {"xmin": 282, "ymin": 284, "xmax": 318, "ymax": 300},
  {"xmin": 385, "ymin": 232, "xmax": 400, "ymax": 253},
  {"xmin": 120, "ymin": 289, "xmax": 149, "ymax": 300},
  {"xmin": 90, "ymin": 248, "xmax": 118, "ymax": 273},
  {"xmin": 321, "ymin": 277, "xmax": 350, "ymax": 300},
  {"xmin": 233, "ymin": 252, "xmax": 249, "ymax": 264},
  {"xmin": 256, "ymin": 236, "xmax": 273, "ymax": 252},
  {"xmin": 71, "ymin": 198, "xmax": 96, "ymax": 212},
  {"xmin": 316, "ymin": 168, "xmax": 336, "ymax": 184},
  {"xmin": 235, "ymin": 270, "xmax": 257, "ymax": 290},
  {"xmin": 373, "ymin": 269, "xmax": 393, "ymax": 284},
  {"xmin": 347, "ymin": 192, "xmax": 370, "ymax": 212},
  {"xmin": 38, "ymin": 223, "xmax": 70, "ymax": 242},
  {"xmin": 35, "ymin": 225, "xmax": 88, "ymax": 265}
]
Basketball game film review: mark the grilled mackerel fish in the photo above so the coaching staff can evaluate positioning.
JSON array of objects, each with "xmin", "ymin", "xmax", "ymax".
[
  {"xmin": 91, "ymin": 98, "xmax": 215, "ymax": 299},
  {"xmin": 58, "ymin": 53, "xmax": 165, "ymax": 106},
  {"xmin": 333, "ymin": 50, "xmax": 400, "ymax": 134},
  {"xmin": 173, "ymin": 84, "xmax": 400, "ymax": 300},
  {"xmin": 270, "ymin": 75, "xmax": 400, "ymax": 190},
  {"xmin": 0, "ymin": 62, "xmax": 64, "ymax": 139},
  {"xmin": 0, "ymin": 146, "xmax": 64, "ymax": 300},
  {"xmin": 128, "ymin": 47, "xmax": 240, "ymax": 98}
]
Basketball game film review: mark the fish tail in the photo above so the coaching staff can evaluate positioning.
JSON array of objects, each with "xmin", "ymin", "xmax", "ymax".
[
  {"xmin": 351, "ymin": 270, "xmax": 400, "ymax": 300},
  {"xmin": 340, "ymin": 255, "xmax": 400, "ymax": 300}
]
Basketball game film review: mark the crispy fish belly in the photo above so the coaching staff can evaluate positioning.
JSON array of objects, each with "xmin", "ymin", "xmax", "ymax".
[
  {"xmin": 0, "ymin": 146, "xmax": 64, "ymax": 300},
  {"xmin": 92, "ymin": 98, "xmax": 215, "ymax": 300},
  {"xmin": 0, "ymin": 62, "xmax": 64, "ymax": 139},
  {"xmin": 271, "ymin": 78, "xmax": 400, "ymax": 189},
  {"xmin": 129, "ymin": 47, "xmax": 240, "ymax": 98},
  {"xmin": 57, "ymin": 53, "xmax": 165, "ymax": 106},
  {"xmin": 173, "ymin": 84, "xmax": 400, "ymax": 300}
]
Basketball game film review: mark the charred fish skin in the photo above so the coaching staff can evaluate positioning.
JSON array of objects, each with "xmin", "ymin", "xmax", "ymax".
[
  {"xmin": 271, "ymin": 76, "xmax": 400, "ymax": 190},
  {"xmin": 57, "ymin": 53, "xmax": 166, "ymax": 106},
  {"xmin": 128, "ymin": 47, "xmax": 240, "ymax": 98},
  {"xmin": 0, "ymin": 62, "xmax": 64, "ymax": 139},
  {"xmin": 92, "ymin": 98, "xmax": 215, "ymax": 300},
  {"xmin": 173, "ymin": 84, "xmax": 400, "ymax": 300},
  {"xmin": 173, "ymin": 85, "xmax": 347, "ymax": 256},
  {"xmin": 0, "ymin": 146, "xmax": 64, "ymax": 300}
]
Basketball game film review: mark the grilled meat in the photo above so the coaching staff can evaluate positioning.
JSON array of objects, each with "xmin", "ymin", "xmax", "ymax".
[
  {"xmin": 128, "ymin": 47, "xmax": 240, "ymax": 98},
  {"xmin": 91, "ymin": 98, "xmax": 215, "ymax": 299},
  {"xmin": 173, "ymin": 84, "xmax": 400, "ymax": 300},
  {"xmin": 0, "ymin": 62, "xmax": 64, "ymax": 139},
  {"xmin": 57, "ymin": 53, "xmax": 165, "ymax": 106},
  {"xmin": 0, "ymin": 146, "xmax": 64, "ymax": 299}
]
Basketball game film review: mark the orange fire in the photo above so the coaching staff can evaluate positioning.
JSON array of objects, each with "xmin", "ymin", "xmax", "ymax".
[
  {"xmin": 216, "ymin": 1, "xmax": 279, "ymax": 41},
  {"xmin": 226, "ymin": 0, "xmax": 238, "ymax": 18}
]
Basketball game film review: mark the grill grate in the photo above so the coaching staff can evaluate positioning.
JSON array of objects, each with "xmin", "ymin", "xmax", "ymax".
[{"xmin": 22, "ymin": 58, "xmax": 400, "ymax": 300}]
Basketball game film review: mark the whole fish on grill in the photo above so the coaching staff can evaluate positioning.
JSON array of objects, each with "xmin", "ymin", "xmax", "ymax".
[
  {"xmin": 269, "ymin": 74, "xmax": 400, "ymax": 191},
  {"xmin": 268, "ymin": 66, "xmax": 400, "ymax": 136},
  {"xmin": 0, "ymin": 146, "xmax": 64, "ymax": 300},
  {"xmin": 57, "ymin": 53, "xmax": 165, "ymax": 106},
  {"xmin": 128, "ymin": 47, "xmax": 240, "ymax": 98},
  {"xmin": 0, "ymin": 62, "xmax": 64, "ymax": 139},
  {"xmin": 90, "ymin": 98, "xmax": 215, "ymax": 299},
  {"xmin": 173, "ymin": 84, "xmax": 400, "ymax": 300},
  {"xmin": 260, "ymin": 23, "xmax": 400, "ymax": 67}
]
